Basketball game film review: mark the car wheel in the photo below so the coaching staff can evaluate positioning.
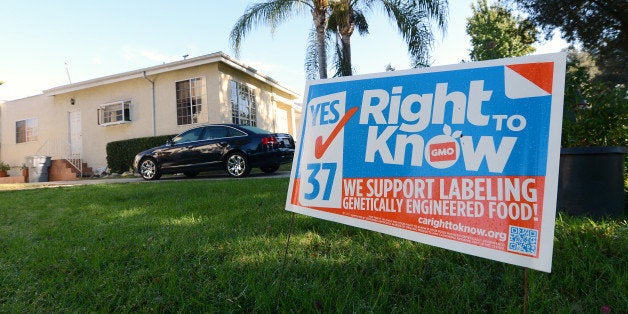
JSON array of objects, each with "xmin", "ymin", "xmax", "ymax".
[
  {"xmin": 139, "ymin": 158, "xmax": 161, "ymax": 180},
  {"xmin": 225, "ymin": 152, "xmax": 251, "ymax": 177},
  {"xmin": 260, "ymin": 164, "xmax": 280, "ymax": 174},
  {"xmin": 183, "ymin": 171, "xmax": 199, "ymax": 178}
]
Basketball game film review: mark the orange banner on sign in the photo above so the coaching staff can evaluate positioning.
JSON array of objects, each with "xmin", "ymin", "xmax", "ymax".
[{"xmin": 291, "ymin": 176, "xmax": 544, "ymax": 256}]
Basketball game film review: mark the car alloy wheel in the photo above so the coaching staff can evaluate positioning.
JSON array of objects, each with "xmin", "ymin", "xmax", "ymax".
[
  {"xmin": 140, "ymin": 158, "xmax": 161, "ymax": 180},
  {"xmin": 226, "ymin": 152, "xmax": 250, "ymax": 177}
]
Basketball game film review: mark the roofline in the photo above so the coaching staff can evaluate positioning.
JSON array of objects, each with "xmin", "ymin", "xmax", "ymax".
[{"xmin": 43, "ymin": 51, "xmax": 300, "ymax": 98}]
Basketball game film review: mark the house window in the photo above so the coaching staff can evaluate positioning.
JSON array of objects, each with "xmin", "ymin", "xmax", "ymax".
[
  {"xmin": 16, "ymin": 118, "xmax": 38, "ymax": 143},
  {"xmin": 230, "ymin": 80, "xmax": 257, "ymax": 126},
  {"xmin": 176, "ymin": 77, "xmax": 206, "ymax": 125},
  {"xmin": 98, "ymin": 101, "xmax": 131, "ymax": 126}
]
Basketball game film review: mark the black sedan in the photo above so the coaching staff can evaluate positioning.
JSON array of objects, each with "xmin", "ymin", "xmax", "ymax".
[{"xmin": 133, "ymin": 124, "xmax": 295, "ymax": 180}]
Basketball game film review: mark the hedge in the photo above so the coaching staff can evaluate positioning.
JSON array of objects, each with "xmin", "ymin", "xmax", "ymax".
[{"xmin": 106, "ymin": 134, "xmax": 175, "ymax": 174}]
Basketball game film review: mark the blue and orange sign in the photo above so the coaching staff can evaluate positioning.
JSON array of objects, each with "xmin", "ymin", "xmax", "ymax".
[{"xmin": 286, "ymin": 53, "xmax": 566, "ymax": 272}]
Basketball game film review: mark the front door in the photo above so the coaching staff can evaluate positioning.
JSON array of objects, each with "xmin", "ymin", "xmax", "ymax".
[
  {"xmin": 69, "ymin": 111, "xmax": 82, "ymax": 158},
  {"xmin": 276, "ymin": 108, "xmax": 289, "ymax": 133}
]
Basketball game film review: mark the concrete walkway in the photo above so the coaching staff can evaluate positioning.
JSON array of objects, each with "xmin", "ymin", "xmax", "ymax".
[{"xmin": 0, "ymin": 171, "xmax": 291, "ymax": 191}]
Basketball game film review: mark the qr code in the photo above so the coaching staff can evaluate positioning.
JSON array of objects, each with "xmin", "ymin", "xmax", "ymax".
[{"xmin": 507, "ymin": 226, "xmax": 538, "ymax": 256}]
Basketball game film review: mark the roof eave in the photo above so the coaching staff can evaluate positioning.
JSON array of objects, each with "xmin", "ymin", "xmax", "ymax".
[{"xmin": 43, "ymin": 52, "xmax": 300, "ymax": 99}]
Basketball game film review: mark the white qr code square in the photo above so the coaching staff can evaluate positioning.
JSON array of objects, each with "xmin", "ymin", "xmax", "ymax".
[{"xmin": 507, "ymin": 226, "xmax": 538, "ymax": 256}]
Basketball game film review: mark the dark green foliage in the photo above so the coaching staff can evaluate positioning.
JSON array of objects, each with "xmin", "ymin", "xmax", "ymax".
[
  {"xmin": 466, "ymin": 0, "xmax": 537, "ymax": 61},
  {"xmin": 562, "ymin": 50, "xmax": 628, "ymax": 147},
  {"xmin": 105, "ymin": 135, "xmax": 175, "ymax": 173},
  {"xmin": 512, "ymin": 0, "xmax": 627, "ymax": 84}
]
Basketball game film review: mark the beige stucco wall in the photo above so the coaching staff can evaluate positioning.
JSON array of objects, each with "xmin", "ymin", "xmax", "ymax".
[
  {"xmin": 54, "ymin": 78, "xmax": 154, "ymax": 171},
  {"xmin": 0, "ymin": 61, "xmax": 301, "ymax": 172},
  {"xmin": 0, "ymin": 95, "xmax": 57, "ymax": 174},
  {"xmin": 217, "ymin": 63, "xmax": 301, "ymax": 134}
]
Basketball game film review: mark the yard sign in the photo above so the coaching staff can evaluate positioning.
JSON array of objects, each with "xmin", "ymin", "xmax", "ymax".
[{"xmin": 286, "ymin": 53, "xmax": 566, "ymax": 272}]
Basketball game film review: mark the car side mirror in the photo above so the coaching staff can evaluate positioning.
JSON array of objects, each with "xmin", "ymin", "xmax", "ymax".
[{"xmin": 166, "ymin": 139, "xmax": 174, "ymax": 146}]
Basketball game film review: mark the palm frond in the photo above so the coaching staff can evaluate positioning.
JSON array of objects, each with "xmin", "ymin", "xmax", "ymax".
[
  {"xmin": 306, "ymin": 28, "xmax": 337, "ymax": 79},
  {"xmin": 408, "ymin": 0, "xmax": 448, "ymax": 30},
  {"xmin": 353, "ymin": 9, "xmax": 369, "ymax": 35},
  {"xmin": 229, "ymin": 0, "xmax": 309, "ymax": 56},
  {"xmin": 380, "ymin": 0, "xmax": 447, "ymax": 67}
]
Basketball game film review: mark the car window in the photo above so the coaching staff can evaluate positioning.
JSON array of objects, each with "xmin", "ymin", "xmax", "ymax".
[
  {"xmin": 172, "ymin": 127, "xmax": 204, "ymax": 144},
  {"xmin": 202, "ymin": 126, "xmax": 228, "ymax": 140},
  {"xmin": 238, "ymin": 125, "xmax": 271, "ymax": 135},
  {"xmin": 226, "ymin": 127, "xmax": 247, "ymax": 137}
]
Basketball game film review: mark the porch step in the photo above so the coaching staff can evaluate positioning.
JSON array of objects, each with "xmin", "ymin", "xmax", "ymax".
[
  {"xmin": 0, "ymin": 175, "xmax": 26, "ymax": 184},
  {"xmin": 81, "ymin": 162, "xmax": 94, "ymax": 177},
  {"xmin": 49, "ymin": 159, "xmax": 94, "ymax": 181}
]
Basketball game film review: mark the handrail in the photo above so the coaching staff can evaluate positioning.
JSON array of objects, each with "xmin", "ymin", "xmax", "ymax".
[{"xmin": 35, "ymin": 139, "xmax": 83, "ymax": 177}]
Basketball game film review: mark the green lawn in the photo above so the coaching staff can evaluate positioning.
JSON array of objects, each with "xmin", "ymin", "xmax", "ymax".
[{"xmin": 0, "ymin": 178, "xmax": 626, "ymax": 312}]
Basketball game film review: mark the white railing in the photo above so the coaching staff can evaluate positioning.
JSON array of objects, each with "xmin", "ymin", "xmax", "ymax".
[{"xmin": 36, "ymin": 139, "xmax": 83, "ymax": 177}]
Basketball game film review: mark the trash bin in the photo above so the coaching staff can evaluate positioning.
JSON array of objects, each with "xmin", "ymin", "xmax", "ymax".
[
  {"xmin": 557, "ymin": 146, "xmax": 627, "ymax": 217},
  {"xmin": 26, "ymin": 155, "xmax": 52, "ymax": 182}
]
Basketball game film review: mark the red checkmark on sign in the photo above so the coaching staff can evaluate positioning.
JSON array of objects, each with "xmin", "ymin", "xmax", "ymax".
[{"xmin": 314, "ymin": 106, "xmax": 359, "ymax": 159}]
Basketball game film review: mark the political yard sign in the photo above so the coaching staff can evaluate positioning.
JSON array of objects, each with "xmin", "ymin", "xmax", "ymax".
[{"xmin": 286, "ymin": 53, "xmax": 566, "ymax": 272}]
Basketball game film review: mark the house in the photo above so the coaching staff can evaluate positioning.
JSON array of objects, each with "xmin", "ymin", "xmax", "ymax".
[{"xmin": 0, "ymin": 52, "xmax": 302, "ymax": 181}]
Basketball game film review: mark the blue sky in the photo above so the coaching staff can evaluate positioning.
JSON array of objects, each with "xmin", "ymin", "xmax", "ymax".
[{"xmin": 0, "ymin": 0, "xmax": 567, "ymax": 101}]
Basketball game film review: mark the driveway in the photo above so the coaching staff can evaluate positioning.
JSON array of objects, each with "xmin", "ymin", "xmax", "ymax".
[{"xmin": 0, "ymin": 171, "xmax": 291, "ymax": 191}]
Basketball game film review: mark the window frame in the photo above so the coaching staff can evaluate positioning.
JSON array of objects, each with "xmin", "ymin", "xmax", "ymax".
[
  {"xmin": 15, "ymin": 117, "xmax": 38, "ymax": 144},
  {"xmin": 98, "ymin": 100, "xmax": 132, "ymax": 126},
  {"xmin": 176, "ymin": 77, "xmax": 206, "ymax": 126},
  {"xmin": 230, "ymin": 80, "xmax": 258, "ymax": 127}
]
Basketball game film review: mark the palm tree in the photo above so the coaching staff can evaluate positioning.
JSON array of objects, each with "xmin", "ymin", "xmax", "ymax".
[
  {"xmin": 315, "ymin": 0, "xmax": 449, "ymax": 77},
  {"xmin": 326, "ymin": 0, "xmax": 365, "ymax": 76},
  {"xmin": 230, "ymin": 0, "xmax": 331, "ymax": 79}
]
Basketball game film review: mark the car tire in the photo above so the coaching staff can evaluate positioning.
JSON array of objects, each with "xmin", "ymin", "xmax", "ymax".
[
  {"xmin": 260, "ymin": 164, "xmax": 280, "ymax": 174},
  {"xmin": 225, "ymin": 152, "xmax": 251, "ymax": 177},
  {"xmin": 183, "ymin": 171, "xmax": 199, "ymax": 178},
  {"xmin": 139, "ymin": 158, "xmax": 161, "ymax": 180}
]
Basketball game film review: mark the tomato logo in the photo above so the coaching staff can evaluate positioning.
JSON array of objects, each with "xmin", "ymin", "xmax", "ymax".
[
  {"xmin": 425, "ymin": 125, "xmax": 462, "ymax": 169},
  {"xmin": 429, "ymin": 141, "xmax": 457, "ymax": 162}
]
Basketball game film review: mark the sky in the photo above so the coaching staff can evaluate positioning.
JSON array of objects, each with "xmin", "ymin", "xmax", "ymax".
[{"xmin": 0, "ymin": 0, "xmax": 568, "ymax": 101}]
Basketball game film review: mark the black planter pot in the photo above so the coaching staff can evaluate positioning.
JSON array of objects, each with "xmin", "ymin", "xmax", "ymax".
[{"xmin": 557, "ymin": 146, "xmax": 627, "ymax": 217}]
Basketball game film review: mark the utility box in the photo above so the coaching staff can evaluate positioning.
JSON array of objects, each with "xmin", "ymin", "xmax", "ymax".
[{"xmin": 26, "ymin": 155, "xmax": 52, "ymax": 183}]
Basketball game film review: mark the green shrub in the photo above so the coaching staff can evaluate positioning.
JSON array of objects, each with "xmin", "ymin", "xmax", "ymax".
[
  {"xmin": 106, "ymin": 135, "xmax": 175, "ymax": 173},
  {"xmin": 562, "ymin": 51, "xmax": 628, "ymax": 147}
]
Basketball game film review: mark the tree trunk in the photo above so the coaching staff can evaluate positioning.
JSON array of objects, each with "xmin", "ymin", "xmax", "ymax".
[
  {"xmin": 340, "ymin": 33, "xmax": 352, "ymax": 76},
  {"xmin": 337, "ymin": 0, "xmax": 354, "ymax": 76},
  {"xmin": 315, "ymin": 24, "xmax": 328, "ymax": 79},
  {"xmin": 312, "ymin": 5, "xmax": 328, "ymax": 79}
]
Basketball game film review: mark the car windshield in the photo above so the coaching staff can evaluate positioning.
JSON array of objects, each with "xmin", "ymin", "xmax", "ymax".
[{"xmin": 238, "ymin": 125, "xmax": 271, "ymax": 135}]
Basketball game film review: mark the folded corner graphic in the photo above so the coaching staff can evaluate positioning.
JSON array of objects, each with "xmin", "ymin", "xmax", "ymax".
[{"xmin": 504, "ymin": 62, "xmax": 554, "ymax": 99}]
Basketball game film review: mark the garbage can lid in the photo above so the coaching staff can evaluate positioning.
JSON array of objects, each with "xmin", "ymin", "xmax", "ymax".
[{"xmin": 561, "ymin": 146, "xmax": 628, "ymax": 155}]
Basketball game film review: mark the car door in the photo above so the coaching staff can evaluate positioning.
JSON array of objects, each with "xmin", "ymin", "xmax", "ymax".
[
  {"xmin": 195, "ymin": 126, "xmax": 230, "ymax": 167},
  {"xmin": 160, "ymin": 127, "xmax": 205, "ymax": 169}
]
